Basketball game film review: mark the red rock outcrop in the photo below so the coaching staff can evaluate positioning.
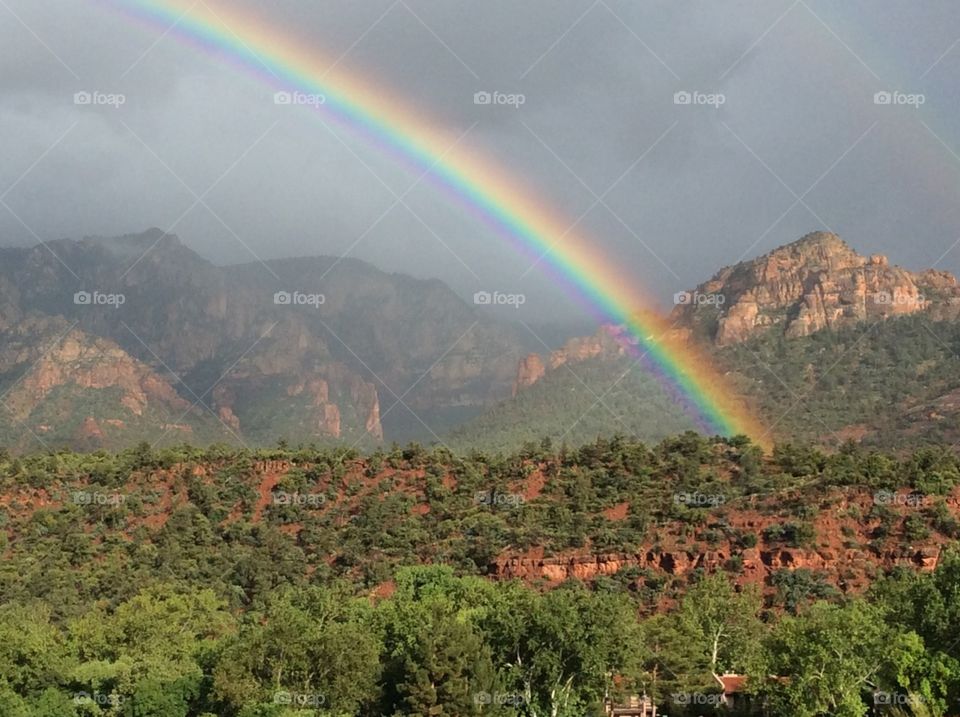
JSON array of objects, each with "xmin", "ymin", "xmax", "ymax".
[
  {"xmin": 670, "ymin": 232, "xmax": 960, "ymax": 345},
  {"xmin": 512, "ymin": 327, "xmax": 630, "ymax": 394},
  {"xmin": 2, "ymin": 328, "xmax": 192, "ymax": 421},
  {"xmin": 513, "ymin": 354, "xmax": 546, "ymax": 395}
]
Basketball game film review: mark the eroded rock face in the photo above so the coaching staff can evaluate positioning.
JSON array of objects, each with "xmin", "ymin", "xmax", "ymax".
[
  {"xmin": 492, "ymin": 545, "xmax": 944, "ymax": 588},
  {"xmin": 512, "ymin": 327, "xmax": 629, "ymax": 394},
  {"xmin": 511, "ymin": 232, "xmax": 960, "ymax": 392},
  {"xmin": 0, "ymin": 230, "xmax": 526, "ymax": 447},
  {"xmin": 513, "ymin": 354, "xmax": 546, "ymax": 395},
  {"xmin": 669, "ymin": 232, "xmax": 960, "ymax": 345},
  {"xmin": 3, "ymin": 327, "xmax": 191, "ymax": 421},
  {"xmin": 0, "ymin": 318, "xmax": 224, "ymax": 450}
]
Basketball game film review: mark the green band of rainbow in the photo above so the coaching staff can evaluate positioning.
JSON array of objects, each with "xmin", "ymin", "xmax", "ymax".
[{"xmin": 109, "ymin": 0, "xmax": 765, "ymax": 442}]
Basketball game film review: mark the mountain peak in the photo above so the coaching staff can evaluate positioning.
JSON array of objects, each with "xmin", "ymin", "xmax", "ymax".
[
  {"xmin": 790, "ymin": 230, "xmax": 847, "ymax": 250},
  {"xmin": 671, "ymin": 232, "xmax": 960, "ymax": 345},
  {"xmin": 760, "ymin": 231, "xmax": 866, "ymax": 272}
]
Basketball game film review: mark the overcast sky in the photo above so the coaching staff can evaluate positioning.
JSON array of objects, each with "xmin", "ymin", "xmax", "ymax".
[{"xmin": 1, "ymin": 0, "xmax": 959, "ymax": 321}]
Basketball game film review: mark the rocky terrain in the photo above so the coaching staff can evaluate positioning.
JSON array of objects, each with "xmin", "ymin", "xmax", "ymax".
[
  {"xmin": 491, "ymin": 485, "xmax": 954, "ymax": 598},
  {"xmin": 485, "ymin": 231, "xmax": 960, "ymax": 451},
  {"xmin": 4, "ymin": 442, "xmax": 958, "ymax": 610},
  {"xmin": 0, "ymin": 230, "xmax": 528, "ymax": 450},
  {"xmin": 0, "ymin": 317, "xmax": 232, "ymax": 450},
  {"xmin": 512, "ymin": 232, "xmax": 960, "ymax": 396},
  {"xmin": 669, "ymin": 231, "xmax": 960, "ymax": 345},
  {"xmin": 8, "ymin": 228, "xmax": 960, "ymax": 452}
]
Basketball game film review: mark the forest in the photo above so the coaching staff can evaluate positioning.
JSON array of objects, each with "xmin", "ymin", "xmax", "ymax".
[{"xmin": 1, "ymin": 435, "xmax": 959, "ymax": 715}]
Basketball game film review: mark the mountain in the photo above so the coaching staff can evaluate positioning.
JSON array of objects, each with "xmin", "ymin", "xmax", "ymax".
[
  {"xmin": 0, "ymin": 317, "xmax": 233, "ymax": 451},
  {"xmin": 9, "ymin": 228, "xmax": 960, "ymax": 453},
  {"xmin": 461, "ymin": 232, "xmax": 960, "ymax": 450},
  {"xmin": 670, "ymin": 231, "xmax": 960, "ymax": 345},
  {"xmin": 0, "ymin": 229, "xmax": 530, "ymax": 451}
]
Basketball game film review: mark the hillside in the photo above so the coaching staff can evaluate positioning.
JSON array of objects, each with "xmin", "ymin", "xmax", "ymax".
[
  {"xmin": 3, "ymin": 436, "xmax": 959, "ymax": 611},
  {"xmin": 467, "ymin": 233, "xmax": 960, "ymax": 451},
  {"xmin": 0, "ymin": 230, "xmax": 530, "ymax": 450},
  {"xmin": 0, "ymin": 317, "xmax": 233, "ymax": 451},
  {"xmin": 8, "ymin": 229, "xmax": 960, "ymax": 453},
  {"xmin": 447, "ymin": 348, "xmax": 701, "ymax": 452},
  {"xmin": 2, "ymin": 438, "xmax": 960, "ymax": 713}
]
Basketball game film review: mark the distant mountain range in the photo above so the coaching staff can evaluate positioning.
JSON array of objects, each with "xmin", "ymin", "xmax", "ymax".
[
  {"xmin": 0, "ymin": 229, "xmax": 525, "ymax": 451},
  {"xmin": 3, "ymin": 229, "xmax": 960, "ymax": 452}
]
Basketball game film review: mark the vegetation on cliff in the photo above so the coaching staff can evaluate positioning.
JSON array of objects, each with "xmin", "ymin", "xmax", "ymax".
[{"xmin": 2, "ymin": 435, "xmax": 960, "ymax": 714}]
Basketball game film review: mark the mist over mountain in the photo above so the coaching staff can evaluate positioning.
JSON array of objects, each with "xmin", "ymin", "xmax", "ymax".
[
  {"xmin": 4, "ymin": 228, "xmax": 960, "ymax": 455},
  {"xmin": 0, "ymin": 229, "xmax": 543, "ymax": 451}
]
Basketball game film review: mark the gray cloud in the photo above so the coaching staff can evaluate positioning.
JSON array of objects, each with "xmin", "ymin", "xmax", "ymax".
[{"xmin": 0, "ymin": 0, "xmax": 959, "ymax": 322}]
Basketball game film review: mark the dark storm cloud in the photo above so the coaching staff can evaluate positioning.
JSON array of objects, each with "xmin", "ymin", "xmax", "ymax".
[{"xmin": 0, "ymin": 0, "xmax": 959, "ymax": 321}]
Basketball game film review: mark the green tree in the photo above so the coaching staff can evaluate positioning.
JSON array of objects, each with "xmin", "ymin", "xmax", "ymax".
[
  {"xmin": 761, "ymin": 600, "xmax": 912, "ymax": 717},
  {"xmin": 214, "ymin": 585, "xmax": 381, "ymax": 715}
]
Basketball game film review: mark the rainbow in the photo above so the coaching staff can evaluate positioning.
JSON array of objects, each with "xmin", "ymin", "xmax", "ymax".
[{"xmin": 107, "ymin": 0, "xmax": 767, "ymax": 443}]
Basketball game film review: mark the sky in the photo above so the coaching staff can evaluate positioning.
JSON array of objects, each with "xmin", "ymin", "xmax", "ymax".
[{"xmin": 1, "ymin": 0, "xmax": 959, "ymax": 322}]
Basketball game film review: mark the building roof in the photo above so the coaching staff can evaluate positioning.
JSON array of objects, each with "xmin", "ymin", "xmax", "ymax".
[{"xmin": 715, "ymin": 673, "xmax": 748, "ymax": 694}]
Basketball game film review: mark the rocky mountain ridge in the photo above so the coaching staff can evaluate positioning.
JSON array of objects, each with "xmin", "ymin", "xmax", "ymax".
[
  {"xmin": 670, "ymin": 231, "xmax": 960, "ymax": 345},
  {"xmin": 512, "ymin": 231, "xmax": 960, "ymax": 395},
  {"xmin": 0, "ymin": 229, "xmax": 527, "ymax": 450}
]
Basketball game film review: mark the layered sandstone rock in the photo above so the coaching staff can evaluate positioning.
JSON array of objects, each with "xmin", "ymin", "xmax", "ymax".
[
  {"xmin": 670, "ymin": 231, "xmax": 960, "ymax": 345},
  {"xmin": 512, "ymin": 327, "xmax": 629, "ymax": 395},
  {"xmin": 2, "ymin": 327, "xmax": 192, "ymax": 421}
]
